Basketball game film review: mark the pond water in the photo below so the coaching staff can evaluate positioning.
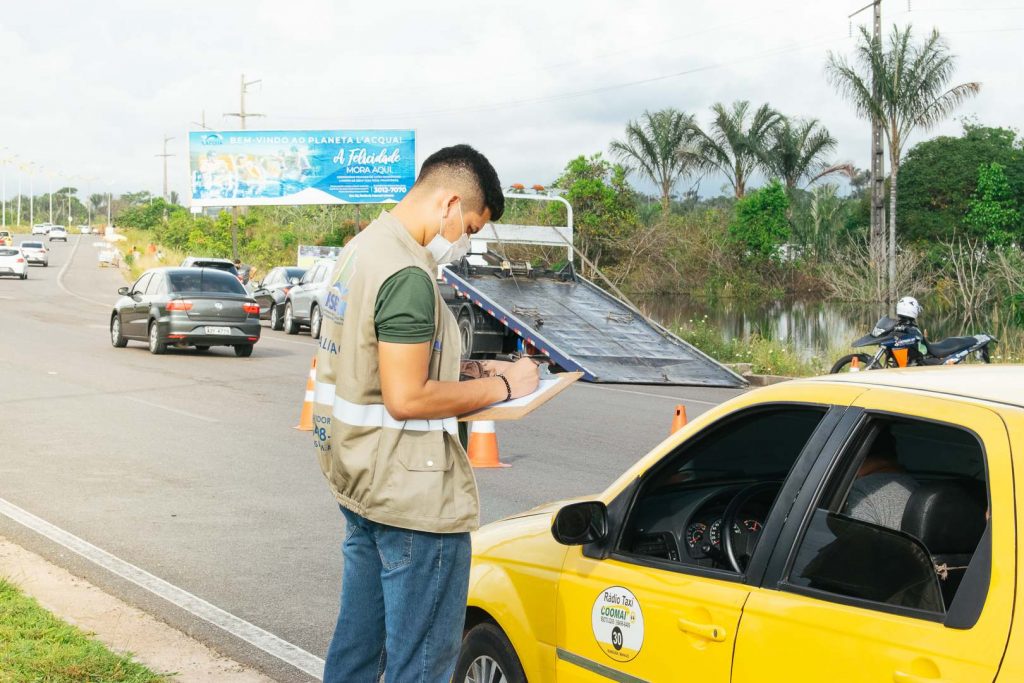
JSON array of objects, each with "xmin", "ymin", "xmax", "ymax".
[{"xmin": 634, "ymin": 294, "xmax": 1023, "ymax": 362}]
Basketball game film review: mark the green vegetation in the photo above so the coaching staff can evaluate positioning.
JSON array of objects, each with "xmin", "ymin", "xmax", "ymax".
[
  {"xmin": 729, "ymin": 180, "xmax": 790, "ymax": 260},
  {"xmin": 675, "ymin": 318, "xmax": 831, "ymax": 377},
  {"xmin": 0, "ymin": 578, "xmax": 166, "ymax": 682}
]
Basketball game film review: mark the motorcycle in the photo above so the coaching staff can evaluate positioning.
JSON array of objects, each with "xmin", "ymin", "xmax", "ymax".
[{"xmin": 830, "ymin": 315, "xmax": 997, "ymax": 373}]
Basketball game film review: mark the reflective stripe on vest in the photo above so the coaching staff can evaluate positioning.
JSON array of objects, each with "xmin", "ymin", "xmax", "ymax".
[{"xmin": 315, "ymin": 382, "xmax": 458, "ymax": 435}]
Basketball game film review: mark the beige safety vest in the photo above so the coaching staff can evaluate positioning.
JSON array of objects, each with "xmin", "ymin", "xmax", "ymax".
[{"xmin": 312, "ymin": 211, "xmax": 480, "ymax": 533}]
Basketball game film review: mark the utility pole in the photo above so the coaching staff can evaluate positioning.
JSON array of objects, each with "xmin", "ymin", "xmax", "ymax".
[
  {"xmin": 224, "ymin": 74, "xmax": 264, "ymax": 260},
  {"xmin": 191, "ymin": 110, "xmax": 211, "ymax": 130},
  {"xmin": 849, "ymin": 0, "xmax": 887, "ymax": 302},
  {"xmin": 156, "ymin": 135, "xmax": 175, "ymax": 200}
]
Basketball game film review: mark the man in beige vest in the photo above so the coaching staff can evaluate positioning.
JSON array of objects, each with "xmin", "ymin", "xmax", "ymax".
[{"xmin": 315, "ymin": 145, "xmax": 539, "ymax": 682}]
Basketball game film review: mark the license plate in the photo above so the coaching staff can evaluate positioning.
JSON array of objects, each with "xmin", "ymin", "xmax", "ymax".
[{"xmin": 204, "ymin": 326, "xmax": 231, "ymax": 335}]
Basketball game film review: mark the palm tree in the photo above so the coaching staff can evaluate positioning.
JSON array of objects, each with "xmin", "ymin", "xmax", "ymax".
[
  {"xmin": 761, "ymin": 117, "xmax": 853, "ymax": 190},
  {"xmin": 690, "ymin": 101, "xmax": 782, "ymax": 198},
  {"xmin": 827, "ymin": 24, "xmax": 980, "ymax": 298},
  {"xmin": 610, "ymin": 108, "xmax": 697, "ymax": 212}
]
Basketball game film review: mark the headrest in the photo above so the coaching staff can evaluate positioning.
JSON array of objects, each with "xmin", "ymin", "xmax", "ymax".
[{"xmin": 901, "ymin": 481, "xmax": 985, "ymax": 555}]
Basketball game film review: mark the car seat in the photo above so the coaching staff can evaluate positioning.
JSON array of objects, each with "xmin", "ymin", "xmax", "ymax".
[{"xmin": 901, "ymin": 481, "xmax": 986, "ymax": 608}]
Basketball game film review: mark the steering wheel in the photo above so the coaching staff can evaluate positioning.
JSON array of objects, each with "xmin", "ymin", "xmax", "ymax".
[{"xmin": 720, "ymin": 482, "xmax": 781, "ymax": 573}]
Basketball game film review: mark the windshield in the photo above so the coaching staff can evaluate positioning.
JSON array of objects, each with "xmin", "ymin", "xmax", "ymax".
[
  {"xmin": 21, "ymin": 242, "xmax": 43, "ymax": 249},
  {"xmin": 871, "ymin": 316, "xmax": 898, "ymax": 335},
  {"xmin": 168, "ymin": 270, "xmax": 246, "ymax": 294}
]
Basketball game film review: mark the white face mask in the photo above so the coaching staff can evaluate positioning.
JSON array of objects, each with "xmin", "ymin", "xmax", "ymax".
[{"xmin": 426, "ymin": 202, "xmax": 471, "ymax": 265}]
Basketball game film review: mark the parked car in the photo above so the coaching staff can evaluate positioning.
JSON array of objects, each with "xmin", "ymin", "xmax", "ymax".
[
  {"xmin": 0, "ymin": 230, "xmax": 12, "ymax": 246},
  {"xmin": 0, "ymin": 247, "xmax": 28, "ymax": 279},
  {"xmin": 283, "ymin": 260, "xmax": 334, "ymax": 338},
  {"xmin": 77, "ymin": 225, "xmax": 92, "ymax": 234},
  {"xmin": 456, "ymin": 366, "xmax": 1024, "ymax": 683},
  {"xmin": 180, "ymin": 256, "xmax": 241, "ymax": 282},
  {"xmin": 251, "ymin": 266, "xmax": 306, "ymax": 330},
  {"xmin": 110, "ymin": 267, "xmax": 261, "ymax": 356},
  {"xmin": 18, "ymin": 241, "xmax": 48, "ymax": 266},
  {"xmin": 31, "ymin": 224, "xmax": 50, "ymax": 236},
  {"xmin": 48, "ymin": 226, "xmax": 68, "ymax": 242}
]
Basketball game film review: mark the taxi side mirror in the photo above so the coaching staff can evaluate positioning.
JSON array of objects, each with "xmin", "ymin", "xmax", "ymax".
[
  {"xmin": 552, "ymin": 501, "xmax": 608, "ymax": 546},
  {"xmin": 117, "ymin": 287, "xmax": 130, "ymax": 296}
]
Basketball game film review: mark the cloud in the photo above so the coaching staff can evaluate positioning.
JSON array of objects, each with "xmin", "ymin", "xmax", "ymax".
[{"xmin": 1, "ymin": 0, "xmax": 1019, "ymax": 203}]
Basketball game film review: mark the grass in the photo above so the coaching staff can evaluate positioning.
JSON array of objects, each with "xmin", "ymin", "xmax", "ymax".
[
  {"xmin": 119, "ymin": 229, "xmax": 187, "ymax": 281},
  {"xmin": 675, "ymin": 317, "xmax": 835, "ymax": 377},
  {"xmin": 0, "ymin": 578, "xmax": 168, "ymax": 683}
]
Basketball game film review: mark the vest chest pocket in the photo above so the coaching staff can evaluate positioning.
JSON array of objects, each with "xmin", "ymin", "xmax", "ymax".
[{"xmin": 397, "ymin": 429, "xmax": 453, "ymax": 472}]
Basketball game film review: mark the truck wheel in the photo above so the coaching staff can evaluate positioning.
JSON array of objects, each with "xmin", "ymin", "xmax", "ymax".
[
  {"xmin": 458, "ymin": 313, "xmax": 474, "ymax": 359},
  {"xmin": 453, "ymin": 623, "xmax": 526, "ymax": 683}
]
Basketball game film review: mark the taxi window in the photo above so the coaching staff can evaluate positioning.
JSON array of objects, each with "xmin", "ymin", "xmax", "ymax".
[
  {"xmin": 784, "ymin": 416, "xmax": 989, "ymax": 621},
  {"xmin": 619, "ymin": 406, "xmax": 827, "ymax": 575}
]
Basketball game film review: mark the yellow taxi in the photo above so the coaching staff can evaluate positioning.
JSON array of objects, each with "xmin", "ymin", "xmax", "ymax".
[{"xmin": 454, "ymin": 366, "xmax": 1024, "ymax": 683}]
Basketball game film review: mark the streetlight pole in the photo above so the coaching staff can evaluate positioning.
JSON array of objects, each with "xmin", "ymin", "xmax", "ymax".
[
  {"xmin": 29, "ymin": 165, "xmax": 35, "ymax": 227},
  {"xmin": 156, "ymin": 135, "xmax": 175, "ymax": 201}
]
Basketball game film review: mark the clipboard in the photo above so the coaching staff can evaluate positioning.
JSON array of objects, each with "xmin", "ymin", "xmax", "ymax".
[{"xmin": 459, "ymin": 371, "xmax": 583, "ymax": 422}]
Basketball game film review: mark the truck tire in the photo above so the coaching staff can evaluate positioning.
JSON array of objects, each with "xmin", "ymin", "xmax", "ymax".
[{"xmin": 458, "ymin": 312, "xmax": 474, "ymax": 359}]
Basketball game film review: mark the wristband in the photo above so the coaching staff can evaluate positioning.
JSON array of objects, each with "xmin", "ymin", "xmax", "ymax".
[{"xmin": 497, "ymin": 374, "xmax": 512, "ymax": 402}]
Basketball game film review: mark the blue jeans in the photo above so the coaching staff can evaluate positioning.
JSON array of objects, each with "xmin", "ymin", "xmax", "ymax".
[{"xmin": 323, "ymin": 507, "xmax": 472, "ymax": 683}]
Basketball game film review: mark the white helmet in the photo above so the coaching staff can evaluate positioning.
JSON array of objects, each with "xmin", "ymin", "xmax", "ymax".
[{"xmin": 896, "ymin": 296, "xmax": 922, "ymax": 320}]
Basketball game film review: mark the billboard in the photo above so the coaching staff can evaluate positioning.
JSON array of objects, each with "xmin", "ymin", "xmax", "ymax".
[
  {"xmin": 189, "ymin": 129, "xmax": 415, "ymax": 207},
  {"xmin": 297, "ymin": 244, "xmax": 344, "ymax": 270}
]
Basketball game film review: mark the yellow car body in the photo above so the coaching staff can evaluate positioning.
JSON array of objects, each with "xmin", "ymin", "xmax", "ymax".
[{"xmin": 461, "ymin": 366, "xmax": 1024, "ymax": 683}]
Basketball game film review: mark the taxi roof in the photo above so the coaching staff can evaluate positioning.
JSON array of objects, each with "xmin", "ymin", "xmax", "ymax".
[{"xmin": 797, "ymin": 365, "xmax": 1024, "ymax": 409}]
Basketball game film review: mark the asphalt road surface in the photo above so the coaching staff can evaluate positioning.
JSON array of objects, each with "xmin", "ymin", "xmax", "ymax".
[{"xmin": 0, "ymin": 235, "xmax": 745, "ymax": 681}]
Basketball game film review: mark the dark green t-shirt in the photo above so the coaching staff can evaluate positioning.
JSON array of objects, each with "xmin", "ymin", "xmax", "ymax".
[{"xmin": 374, "ymin": 266, "xmax": 435, "ymax": 343}]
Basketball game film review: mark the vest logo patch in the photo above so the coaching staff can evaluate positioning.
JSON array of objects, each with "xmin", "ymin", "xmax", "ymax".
[
  {"xmin": 433, "ymin": 339, "xmax": 442, "ymax": 351},
  {"xmin": 324, "ymin": 250, "xmax": 357, "ymax": 323}
]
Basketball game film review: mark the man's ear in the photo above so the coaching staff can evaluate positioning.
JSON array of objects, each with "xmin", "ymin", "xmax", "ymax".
[{"xmin": 442, "ymin": 193, "xmax": 461, "ymax": 219}]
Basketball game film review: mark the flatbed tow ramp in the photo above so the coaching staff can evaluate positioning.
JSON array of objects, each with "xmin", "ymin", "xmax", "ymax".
[{"xmin": 439, "ymin": 194, "xmax": 746, "ymax": 388}]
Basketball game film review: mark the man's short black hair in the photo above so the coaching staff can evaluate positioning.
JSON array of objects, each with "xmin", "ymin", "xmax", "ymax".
[{"xmin": 415, "ymin": 144, "xmax": 504, "ymax": 220}]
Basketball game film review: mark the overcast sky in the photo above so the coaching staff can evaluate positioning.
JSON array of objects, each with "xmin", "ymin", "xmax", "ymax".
[{"xmin": 1, "ymin": 0, "xmax": 1021, "ymax": 203}]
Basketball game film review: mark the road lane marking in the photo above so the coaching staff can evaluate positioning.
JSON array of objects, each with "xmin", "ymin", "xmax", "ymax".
[
  {"xmin": 123, "ymin": 396, "xmax": 221, "ymax": 423},
  {"xmin": 0, "ymin": 496, "xmax": 326, "ymax": 680},
  {"xmin": 57, "ymin": 235, "xmax": 113, "ymax": 307},
  {"xmin": 574, "ymin": 382, "xmax": 723, "ymax": 406}
]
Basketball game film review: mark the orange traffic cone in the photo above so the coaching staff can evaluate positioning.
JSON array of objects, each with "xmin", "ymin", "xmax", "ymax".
[
  {"xmin": 850, "ymin": 356, "xmax": 861, "ymax": 373},
  {"xmin": 467, "ymin": 421, "xmax": 510, "ymax": 468},
  {"xmin": 294, "ymin": 357, "xmax": 317, "ymax": 431},
  {"xmin": 670, "ymin": 404, "xmax": 688, "ymax": 434}
]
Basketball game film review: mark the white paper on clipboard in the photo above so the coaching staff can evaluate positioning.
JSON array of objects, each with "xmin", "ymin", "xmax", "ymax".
[{"xmin": 458, "ymin": 371, "xmax": 583, "ymax": 421}]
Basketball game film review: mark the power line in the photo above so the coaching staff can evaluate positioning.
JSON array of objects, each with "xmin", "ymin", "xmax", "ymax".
[{"xmin": 273, "ymin": 34, "xmax": 846, "ymax": 124}]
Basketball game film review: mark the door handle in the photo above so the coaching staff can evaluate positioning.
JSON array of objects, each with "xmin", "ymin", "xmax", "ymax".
[
  {"xmin": 893, "ymin": 671, "xmax": 948, "ymax": 683},
  {"xmin": 677, "ymin": 617, "xmax": 727, "ymax": 642}
]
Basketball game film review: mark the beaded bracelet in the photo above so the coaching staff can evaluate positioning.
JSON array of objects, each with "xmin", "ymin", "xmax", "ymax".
[{"xmin": 497, "ymin": 374, "xmax": 512, "ymax": 402}]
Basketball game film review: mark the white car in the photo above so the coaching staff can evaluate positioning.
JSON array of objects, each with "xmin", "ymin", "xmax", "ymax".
[
  {"xmin": 0, "ymin": 246, "xmax": 28, "ymax": 279},
  {"xmin": 18, "ymin": 241, "xmax": 48, "ymax": 267},
  {"xmin": 77, "ymin": 225, "xmax": 92, "ymax": 234},
  {"xmin": 31, "ymin": 224, "xmax": 50, "ymax": 236},
  {"xmin": 48, "ymin": 227, "xmax": 68, "ymax": 242}
]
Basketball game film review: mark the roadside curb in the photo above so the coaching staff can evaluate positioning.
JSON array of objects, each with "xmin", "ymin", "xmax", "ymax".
[
  {"xmin": 726, "ymin": 363, "xmax": 793, "ymax": 386},
  {"xmin": 0, "ymin": 536, "xmax": 276, "ymax": 683}
]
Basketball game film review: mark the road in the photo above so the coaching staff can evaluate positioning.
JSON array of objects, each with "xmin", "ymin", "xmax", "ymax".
[{"xmin": 0, "ymin": 236, "xmax": 745, "ymax": 681}]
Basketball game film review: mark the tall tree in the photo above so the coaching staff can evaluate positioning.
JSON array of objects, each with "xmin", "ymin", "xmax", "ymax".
[
  {"xmin": 761, "ymin": 117, "xmax": 852, "ymax": 190},
  {"xmin": 827, "ymin": 24, "xmax": 980, "ymax": 298},
  {"xmin": 610, "ymin": 108, "xmax": 697, "ymax": 212},
  {"xmin": 88, "ymin": 193, "xmax": 105, "ymax": 213},
  {"xmin": 691, "ymin": 101, "xmax": 782, "ymax": 198}
]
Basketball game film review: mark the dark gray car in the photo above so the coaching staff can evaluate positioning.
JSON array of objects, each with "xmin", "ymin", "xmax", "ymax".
[
  {"xmin": 110, "ymin": 268, "xmax": 261, "ymax": 356},
  {"xmin": 252, "ymin": 266, "xmax": 306, "ymax": 330}
]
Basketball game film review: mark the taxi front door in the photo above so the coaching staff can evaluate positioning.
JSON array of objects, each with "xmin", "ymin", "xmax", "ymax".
[{"xmin": 554, "ymin": 547, "xmax": 749, "ymax": 683}]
